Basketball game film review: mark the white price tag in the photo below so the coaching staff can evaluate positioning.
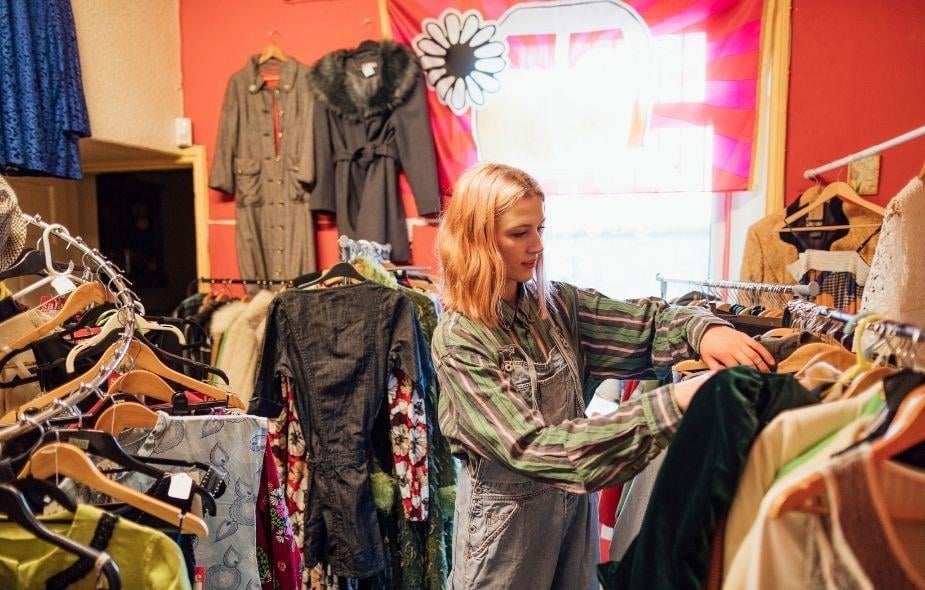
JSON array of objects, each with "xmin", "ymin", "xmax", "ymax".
[
  {"xmin": 51, "ymin": 275, "xmax": 77, "ymax": 295},
  {"xmin": 167, "ymin": 472, "xmax": 194, "ymax": 500},
  {"xmin": 361, "ymin": 61, "xmax": 378, "ymax": 77}
]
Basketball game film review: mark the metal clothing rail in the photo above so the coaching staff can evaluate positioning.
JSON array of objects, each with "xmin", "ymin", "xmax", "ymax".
[
  {"xmin": 804, "ymin": 124, "xmax": 925, "ymax": 179},
  {"xmin": 655, "ymin": 274, "xmax": 820, "ymax": 300},
  {"xmin": 198, "ymin": 277, "xmax": 293, "ymax": 286},
  {"xmin": 786, "ymin": 300, "xmax": 925, "ymax": 344},
  {"xmin": 0, "ymin": 214, "xmax": 138, "ymax": 443}
]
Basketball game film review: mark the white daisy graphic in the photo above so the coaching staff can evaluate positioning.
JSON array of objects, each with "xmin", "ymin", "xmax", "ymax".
[{"xmin": 414, "ymin": 8, "xmax": 508, "ymax": 115}]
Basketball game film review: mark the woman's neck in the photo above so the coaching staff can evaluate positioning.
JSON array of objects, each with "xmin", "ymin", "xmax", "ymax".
[{"xmin": 502, "ymin": 280, "xmax": 519, "ymax": 305}]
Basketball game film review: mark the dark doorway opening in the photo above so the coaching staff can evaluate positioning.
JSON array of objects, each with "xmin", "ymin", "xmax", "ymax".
[{"xmin": 96, "ymin": 170, "xmax": 196, "ymax": 315}]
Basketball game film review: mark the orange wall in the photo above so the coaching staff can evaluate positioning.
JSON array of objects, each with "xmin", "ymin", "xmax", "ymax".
[{"xmin": 784, "ymin": 0, "xmax": 925, "ymax": 206}]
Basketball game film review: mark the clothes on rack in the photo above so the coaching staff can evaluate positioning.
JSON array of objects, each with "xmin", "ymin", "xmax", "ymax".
[
  {"xmin": 251, "ymin": 281, "xmax": 433, "ymax": 579},
  {"xmin": 209, "ymin": 289, "xmax": 275, "ymax": 403},
  {"xmin": 210, "ymin": 55, "xmax": 317, "ymax": 285},
  {"xmin": 0, "ymin": 503, "xmax": 191, "ymax": 589},
  {"xmin": 786, "ymin": 249, "xmax": 870, "ymax": 312},
  {"xmin": 0, "ymin": 1, "xmax": 91, "ymax": 180},
  {"xmin": 599, "ymin": 367, "xmax": 818, "ymax": 589},
  {"xmin": 309, "ymin": 40, "xmax": 441, "ymax": 262},
  {"xmin": 741, "ymin": 197, "xmax": 881, "ymax": 285},
  {"xmin": 862, "ymin": 176, "xmax": 925, "ymax": 329}
]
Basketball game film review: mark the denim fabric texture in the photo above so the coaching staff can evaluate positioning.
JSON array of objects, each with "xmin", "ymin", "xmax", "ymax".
[
  {"xmin": 451, "ymin": 321, "xmax": 599, "ymax": 590},
  {"xmin": 250, "ymin": 283, "xmax": 430, "ymax": 578}
]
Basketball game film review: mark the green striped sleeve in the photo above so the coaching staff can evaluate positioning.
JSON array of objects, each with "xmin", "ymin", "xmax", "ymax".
[
  {"xmin": 557, "ymin": 285, "xmax": 730, "ymax": 382},
  {"xmin": 434, "ymin": 338, "xmax": 681, "ymax": 493}
]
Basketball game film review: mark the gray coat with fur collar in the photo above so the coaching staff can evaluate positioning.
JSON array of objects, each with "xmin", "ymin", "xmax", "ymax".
[{"xmin": 309, "ymin": 40, "xmax": 440, "ymax": 262}]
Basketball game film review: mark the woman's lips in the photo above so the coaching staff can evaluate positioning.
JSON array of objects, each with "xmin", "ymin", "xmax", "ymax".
[{"xmin": 522, "ymin": 260, "xmax": 536, "ymax": 269}]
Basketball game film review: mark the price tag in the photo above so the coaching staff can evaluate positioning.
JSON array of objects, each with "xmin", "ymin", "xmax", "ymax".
[
  {"xmin": 51, "ymin": 275, "xmax": 77, "ymax": 295},
  {"xmin": 167, "ymin": 472, "xmax": 194, "ymax": 500},
  {"xmin": 361, "ymin": 61, "xmax": 378, "ymax": 77}
]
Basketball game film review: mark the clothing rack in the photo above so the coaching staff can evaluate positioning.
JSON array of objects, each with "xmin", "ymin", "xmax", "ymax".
[
  {"xmin": 338, "ymin": 235, "xmax": 391, "ymax": 263},
  {"xmin": 197, "ymin": 277, "xmax": 293, "ymax": 287},
  {"xmin": 655, "ymin": 274, "xmax": 820, "ymax": 300},
  {"xmin": 786, "ymin": 299, "xmax": 925, "ymax": 344},
  {"xmin": 803, "ymin": 124, "xmax": 925, "ymax": 179},
  {"xmin": 0, "ymin": 214, "xmax": 138, "ymax": 443}
]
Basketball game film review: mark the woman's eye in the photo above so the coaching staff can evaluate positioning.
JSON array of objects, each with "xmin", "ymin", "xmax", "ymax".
[
  {"xmin": 512, "ymin": 232, "xmax": 527, "ymax": 238},
  {"xmin": 538, "ymin": 225, "xmax": 546, "ymax": 233}
]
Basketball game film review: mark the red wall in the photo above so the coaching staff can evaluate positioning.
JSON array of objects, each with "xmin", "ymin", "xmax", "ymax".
[
  {"xmin": 784, "ymin": 0, "xmax": 925, "ymax": 206},
  {"xmin": 179, "ymin": 0, "xmax": 394, "ymax": 278},
  {"xmin": 181, "ymin": 1, "xmax": 925, "ymax": 278}
]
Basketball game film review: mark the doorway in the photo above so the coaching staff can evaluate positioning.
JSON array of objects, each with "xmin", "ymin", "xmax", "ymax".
[{"xmin": 95, "ymin": 170, "xmax": 197, "ymax": 315}]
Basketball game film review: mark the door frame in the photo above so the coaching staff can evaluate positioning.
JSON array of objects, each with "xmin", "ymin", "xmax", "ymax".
[{"xmin": 82, "ymin": 145, "xmax": 211, "ymax": 284}]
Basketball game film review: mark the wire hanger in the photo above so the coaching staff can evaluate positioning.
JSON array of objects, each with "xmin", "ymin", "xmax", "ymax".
[{"xmin": 19, "ymin": 442, "xmax": 209, "ymax": 536}]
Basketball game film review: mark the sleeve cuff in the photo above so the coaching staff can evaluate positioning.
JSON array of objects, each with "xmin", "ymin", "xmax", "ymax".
[
  {"xmin": 688, "ymin": 313, "xmax": 733, "ymax": 353},
  {"xmin": 639, "ymin": 383, "xmax": 683, "ymax": 446}
]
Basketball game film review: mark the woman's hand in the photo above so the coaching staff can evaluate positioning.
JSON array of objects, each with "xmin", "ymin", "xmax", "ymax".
[{"xmin": 699, "ymin": 325, "xmax": 775, "ymax": 373}]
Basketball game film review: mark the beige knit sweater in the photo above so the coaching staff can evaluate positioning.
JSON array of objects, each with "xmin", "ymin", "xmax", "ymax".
[{"xmin": 861, "ymin": 177, "xmax": 925, "ymax": 326}]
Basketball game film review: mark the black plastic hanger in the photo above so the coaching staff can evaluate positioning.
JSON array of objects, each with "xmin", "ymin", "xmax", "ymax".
[
  {"xmin": 0, "ymin": 248, "xmax": 85, "ymax": 282},
  {"xmin": 300, "ymin": 262, "xmax": 367, "ymax": 288},
  {"xmin": 0, "ymin": 483, "xmax": 122, "ymax": 590},
  {"xmin": 36, "ymin": 429, "xmax": 218, "ymax": 516},
  {"xmin": 9, "ymin": 476, "xmax": 78, "ymax": 513}
]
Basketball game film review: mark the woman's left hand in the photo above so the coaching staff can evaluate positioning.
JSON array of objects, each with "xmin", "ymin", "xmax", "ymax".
[{"xmin": 699, "ymin": 325, "xmax": 775, "ymax": 372}]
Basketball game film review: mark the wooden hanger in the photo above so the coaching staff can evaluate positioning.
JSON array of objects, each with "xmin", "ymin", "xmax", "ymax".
[
  {"xmin": 108, "ymin": 369, "xmax": 175, "ymax": 402},
  {"xmin": 839, "ymin": 365, "xmax": 897, "ymax": 400},
  {"xmin": 95, "ymin": 400, "xmax": 160, "ymax": 435},
  {"xmin": 19, "ymin": 442, "xmax": 208, "ymax": 536},
  {"xmin": 120, "ymin": 340, "xmax": 245, "ymax": 409},
  {"xmin": 0, "ymin": 339, "xmax": 124, "ymax": 424},
  {"xmin": 793, "ymin": 348, "xmax": 858, "ymax": 379},
  {"xmin": 258, "ymin": 30, "xmax": 288, "ymax": 64},
  {"xmin": 771, "ymin": 384, "xmax": 925, "ymax": 520},
  {"xmin": 6, "ymin": 283, "xmax": 111, "ymax": 351},
  {"xmin": 762, "ymin": 327, "xmax": 803, "ymax": 339},
  {"xmin": 1, "ymin": 338, "xmax": 244, "ymax": 425},
  {"xmin": 777, "ymin": 181, "xmax": 885, "ymax": 231},
  {"xmin": 776, "ymin": 342, "xmax": 841, "ymax": 374}
]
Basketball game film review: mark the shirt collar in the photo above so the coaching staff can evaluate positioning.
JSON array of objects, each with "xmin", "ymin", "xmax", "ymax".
[
  {"xmin": 246, "ymin": 54, "xmax": 299, "ymax": 94},
  {"xmin": 498, "ymin": 283, "xmax": 537, "ymax": 330}
]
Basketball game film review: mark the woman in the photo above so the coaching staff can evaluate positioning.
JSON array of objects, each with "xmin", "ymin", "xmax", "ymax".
[{"xmin": 431, "ymin": 163, "xmax": 774, "ymax": 589}]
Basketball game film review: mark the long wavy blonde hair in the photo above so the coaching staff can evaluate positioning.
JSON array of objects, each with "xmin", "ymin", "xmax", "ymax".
[{"xmin": 436, "ymin": 162, "xmax": 550, "ymax": 327}]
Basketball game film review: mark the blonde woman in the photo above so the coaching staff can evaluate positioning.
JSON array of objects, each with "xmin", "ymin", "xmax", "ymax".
[{"xmin": 432, "ymin": 163, "xmax": 773, "ymax": 589}]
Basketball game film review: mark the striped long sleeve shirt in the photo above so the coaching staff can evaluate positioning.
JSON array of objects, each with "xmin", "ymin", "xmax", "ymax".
[{"xmin": 431, "ymin": 282, "xmax": 730, "ymax": 493}]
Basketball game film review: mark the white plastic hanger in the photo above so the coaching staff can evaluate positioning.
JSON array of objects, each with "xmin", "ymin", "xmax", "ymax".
[{"xmin": 64, "ymin": 308, "xmax": 186, "ymax": 372}]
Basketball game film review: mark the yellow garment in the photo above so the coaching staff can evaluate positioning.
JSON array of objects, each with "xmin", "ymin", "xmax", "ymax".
[
  {"xmin": 740, "ymin": 202, "xmax": 881, "ymax": 284},
  {"xmin": 722, "ymin": 413, "xmax": 877, "ymax": 589},
  {"xmin": 722, "ymin": 387, "xmax": 878, "ymax": 573},
  {"xmin": 0, "ymin": 281, "xmax": 11, "ymax": 300},
  {"xmin": 0, "ymin": 504, "xmax": 191, "ymax": 590}
]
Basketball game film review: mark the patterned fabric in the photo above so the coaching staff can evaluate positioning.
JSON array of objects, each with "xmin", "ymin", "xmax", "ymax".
[
  {"xmin": 0, "ymin": 0, "xmax": 90, "ymax": 179},
  {"xmin": 268, "ymin": 377, "xmax": 344, "ymax": 590},
  {"xmin": 432, "ymin": 282, "xmax": 728, "ymax": 493},
  {"xmin": 0, "ymin": 176, "xmax": 26, "ymax": 271},
  {"xmin": 387, "ymin": 366, "xmax": 429, "ymax": 521},
  {"xmin": 257, "ymin": 436, "xmax": 303, "ymax": 590},
  {"xmin": 121, "ymin": 412, "xmax": 268, "ymax": 590}
]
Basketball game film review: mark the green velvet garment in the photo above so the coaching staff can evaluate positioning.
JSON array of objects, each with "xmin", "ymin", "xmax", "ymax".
[{"xmin": 599, "ymin": 367, "xmax": 818, "ymax": 590}]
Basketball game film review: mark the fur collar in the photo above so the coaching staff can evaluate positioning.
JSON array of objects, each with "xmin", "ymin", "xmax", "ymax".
[{"xmin": 310, "ymin": 40, "xmax": 421, "ymax": 121}]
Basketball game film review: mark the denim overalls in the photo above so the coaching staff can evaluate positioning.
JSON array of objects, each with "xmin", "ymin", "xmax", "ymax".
[{"xmin": 450, "ymin": 320, "xmax": 600, "ymax": 589}]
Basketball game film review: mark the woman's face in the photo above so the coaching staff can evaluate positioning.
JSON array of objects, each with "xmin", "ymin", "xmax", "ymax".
[{"xmin": 495, "ymin": 195, "xmax": 545, "ymax": 285}]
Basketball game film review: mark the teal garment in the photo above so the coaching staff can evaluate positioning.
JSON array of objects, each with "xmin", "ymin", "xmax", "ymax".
[{"xmin": 599, "ymin": 367, "xmax": 818, "ymax": 590}]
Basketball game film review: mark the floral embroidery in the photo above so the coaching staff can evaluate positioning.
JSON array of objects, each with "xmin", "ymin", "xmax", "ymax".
[{"xmin": 387, "ymin": 367, "xmax": 430, "ymax": 521}]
